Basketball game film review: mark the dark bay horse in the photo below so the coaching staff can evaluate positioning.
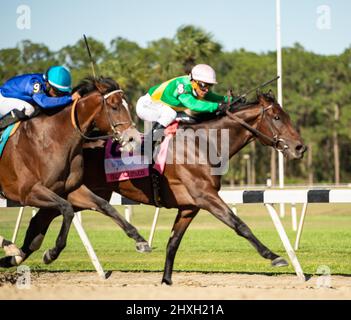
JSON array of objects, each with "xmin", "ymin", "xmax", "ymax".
[
  {"xmin": 4, "ymin": 92, "xmax": 306, "ymax": 284},
  {"xmin": 0, "ymin": 76, "xmax": 150, "ymax": 266}
]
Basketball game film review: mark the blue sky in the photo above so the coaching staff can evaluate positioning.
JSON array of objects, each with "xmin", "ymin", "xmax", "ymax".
[{"xmin": 1, "ymin": 0, "xmax": 350, "ymax": 55}]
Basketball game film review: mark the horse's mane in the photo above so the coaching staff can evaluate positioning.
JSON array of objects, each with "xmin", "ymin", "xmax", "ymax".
[{"xmin": 73, "ymin": 76, "xmax": 120, "ymax": 97}]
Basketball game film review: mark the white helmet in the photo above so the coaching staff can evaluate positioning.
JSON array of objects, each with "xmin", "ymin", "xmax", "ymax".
[{"xmin": 190, "ymin": 64, "xmax": 217, "ymax": 84}]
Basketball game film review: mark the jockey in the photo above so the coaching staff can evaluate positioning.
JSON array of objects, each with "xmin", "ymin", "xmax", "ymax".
[
  {"xmin": 0, "ymin": 66, "xmax": 81, "ymax": 129},
  {"xmin": 136, "ymin": 64, "xmax": 229, "ymax": 146}
]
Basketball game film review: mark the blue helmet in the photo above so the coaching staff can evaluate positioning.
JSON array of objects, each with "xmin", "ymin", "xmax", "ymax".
[{"xmin": 44, "ymin": 66, "xmax": 72, "ymax": 93}]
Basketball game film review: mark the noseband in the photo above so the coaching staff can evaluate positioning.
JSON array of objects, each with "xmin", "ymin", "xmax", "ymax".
[
  {"xmin": 225, "ymin": 104, "xmax": 288, "ymax": 152},
  {"xmin": 71, "ymin": 89, "xmax": 135, "ymax": 142}
]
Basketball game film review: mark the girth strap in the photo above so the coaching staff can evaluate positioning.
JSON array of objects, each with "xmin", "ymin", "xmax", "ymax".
[{"xmin": 150, "ymin": 169, "xmax": 162, "ymax": 208}]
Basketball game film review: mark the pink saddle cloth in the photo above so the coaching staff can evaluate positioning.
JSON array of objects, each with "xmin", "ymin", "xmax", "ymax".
[{"xmin": 104, "ymin": 121, "xmax": 179, "ymax": 182}]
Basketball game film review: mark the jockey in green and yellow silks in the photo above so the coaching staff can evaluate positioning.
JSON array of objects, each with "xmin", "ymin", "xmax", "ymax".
[{"xmin": 136, "ymin": 64, "xmax": 229, "ymax": 147}]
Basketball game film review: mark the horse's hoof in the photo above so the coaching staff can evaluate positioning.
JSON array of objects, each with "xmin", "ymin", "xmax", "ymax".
[
  {"xmin": 161, "ymin": 278, "xmax": 173, "ymax": 286},
  {"xmin": 272, "ymin": 257, "xmax": 289, "ymax": 267},
  {"xmin": 104, "ymin": 271, "xmax": 113, "ymax": 279},
  {"xmin": 135, "ymin": 241, "xmax": 152, "ymax": 253},
  {"xmin": 43, "ymin": 250, "xmax": 54, "ymax": 265},
  {"xmin": 4, "ymin": 243, "xmax": 21, "ymax": 257},
  {"xmin": 10, "ymin": 254, "xmax": 24, "ymax": 266},
  {"xmin": 0, "ymin": 256, "xmax": 14, "ymax": 268}
]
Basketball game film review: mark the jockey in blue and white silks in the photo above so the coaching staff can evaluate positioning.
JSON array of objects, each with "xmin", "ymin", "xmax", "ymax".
[{"xmin": 0, "ymin": 66, "xmax": 80, "ymax": 119}]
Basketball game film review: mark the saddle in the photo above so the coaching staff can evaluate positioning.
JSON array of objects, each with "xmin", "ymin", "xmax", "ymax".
[
  {"xmin": 0, "ymin": 108, "xmax": 39, "ymax": 157},
  {"xmin": 0, "ymin": 122, "xmax": 21, "ymax": 157}
]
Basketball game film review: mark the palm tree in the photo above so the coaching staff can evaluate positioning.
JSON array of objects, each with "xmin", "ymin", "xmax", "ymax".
[{"xmin": 173, "ymin": 25, "xmax": 222, "ymax": 73}]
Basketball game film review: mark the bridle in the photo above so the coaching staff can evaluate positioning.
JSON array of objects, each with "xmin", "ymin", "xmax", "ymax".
[
  {"xmin": 225, "ymin": 104, "xmax": 289, "ymax": 152},
  {"xmin": 71, "ymin": 89, "xmax": 135, "ymax": 142}
]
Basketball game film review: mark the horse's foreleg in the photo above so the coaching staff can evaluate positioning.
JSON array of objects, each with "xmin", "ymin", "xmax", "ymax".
[
  {"xmin": 22, "ymin": 209, "xmax": 59, "ymax": 262},
  {"xmin": 67, "ymin": 185, "xmax": 151, "ymax": 253},
  {"xmin": 195, "ymin": 192, "xmax": 288, "ymax": 267},
  {"xmin": 0, "ymin": 209, "xmax": 59, "ymax": 268},
  {"xmin": 162, "ymin": 207, "xmax": 199, "ymax": 285},
  {"xmin": 24, "ymin": 184, "xmax": 76, "ymax": 264}
]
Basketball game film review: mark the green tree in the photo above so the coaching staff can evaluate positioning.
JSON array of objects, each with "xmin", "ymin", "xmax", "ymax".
[
  {"xmin": 0, "ymin": 48, "xmax": 22, "ymax": 81},
  {"xmin": 173, "ymin": 25, "xmax": 222, "ymax": 73}
]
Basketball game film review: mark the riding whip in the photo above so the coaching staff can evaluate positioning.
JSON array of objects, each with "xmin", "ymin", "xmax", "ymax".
[
  {"xmin": 230, "ymin": 76, "xmax": 280, "ymax": 107},
  {"xmin": 83, "ymin": 34, "xmax": 97, "ymax": 78}
]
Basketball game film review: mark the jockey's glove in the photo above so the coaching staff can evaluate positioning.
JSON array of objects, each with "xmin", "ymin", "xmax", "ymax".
[{"xmin": 215, "ymin": 102, "xmax": 227, "ymax": 116}]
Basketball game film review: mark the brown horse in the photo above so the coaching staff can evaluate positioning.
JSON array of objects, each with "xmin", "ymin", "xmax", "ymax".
[
  {"xmin": 0, "ymin": 76, "xmax": 151, "ymax": 266},
  {"xmin": 4, "ymin": 92, "xmax": 306, "ymax": 285}
]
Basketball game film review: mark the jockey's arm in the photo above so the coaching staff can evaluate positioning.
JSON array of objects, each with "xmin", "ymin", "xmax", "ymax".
[
  {"xmin": 205, "ymin": 91, "xmax": 232, "ymax": 103},
  {"xmin": 32, "ymin": 93, "xmax": 72, "ymax": 109},
  {"xmin": 178, "ymin": 93, "xmax": 218, "ymax": 113}
]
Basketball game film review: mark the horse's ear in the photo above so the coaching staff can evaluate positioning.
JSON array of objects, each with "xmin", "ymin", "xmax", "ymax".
[
  {"xmin": 257, "ymin": 89, "xmax": 270, "ymax": 105},
  {"xmin": 268, "ymin": 89, "xmax": 275, "ymax": 100}
]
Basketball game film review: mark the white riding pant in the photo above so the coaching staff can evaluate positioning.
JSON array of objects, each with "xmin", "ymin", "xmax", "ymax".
[
  {"xmin": 0, "ymin": 92, "xmax": 35, "ymax": 117},
  {"xmin": 136, "ymin": 93, "xmax": 177, "ymax": 128}
]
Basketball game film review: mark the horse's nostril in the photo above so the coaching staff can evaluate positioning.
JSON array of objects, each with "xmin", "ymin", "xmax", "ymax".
[{"xmin": 296, "ymin": 144, "xmax": 306, "ymax": 153}]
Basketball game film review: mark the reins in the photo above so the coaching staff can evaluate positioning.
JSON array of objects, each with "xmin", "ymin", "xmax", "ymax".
[{"xmin": 225, "ymin": 104, "xmax": 288, "ymax": 152}]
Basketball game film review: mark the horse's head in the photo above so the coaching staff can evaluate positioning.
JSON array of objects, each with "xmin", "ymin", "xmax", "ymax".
[
  {"xmin": 74, "ymin": 77, "xmax": 140, "ymax": 152},
  {"xmin": 254, "ymin": 91, "xmax": 306, "ymax": 160}
]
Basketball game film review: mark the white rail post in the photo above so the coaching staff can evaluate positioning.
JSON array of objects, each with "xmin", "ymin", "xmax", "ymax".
[
  {"xmin": 76, "ymin": 211, "xmax": 82, "ymax": 223},
  {"xmin": 125, "ymin": 205, "xmax": 133, "ymax": 223},
  {"xmin": 276, "ymin": 0, "xmax": 285, "ymax": 218},
  {"xmin": 12, "ymin": 207, "xmax": 25, "ymax": 243},
  {"xmin": 72, "ymin": 213, "xmax": 106, "ymax": 279},
  {"xmin": 294, "ymin": 202, "xmax": 308, "ymax": 250},
  {"xmin": 265, "ymin": 203, "xmax": 305, "ymax": 281},
  {"xmin": 148, "ymin": 207, "xmax": 160, "ymax": 247}
]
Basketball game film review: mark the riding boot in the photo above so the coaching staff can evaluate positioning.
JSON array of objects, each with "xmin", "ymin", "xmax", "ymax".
[
  {"xmin": 151, "ymin": 122, "xmax": 166, "ymax": 145},
  {"xmin": 0, "ymin": 110, "xmax": 28, "ymax": 131},
  {"xmin": 176, "ymin": 112, "xmax": 198, "ymax": 124},
  {"xmin": 143, "ymin": 122, "xmax": 166, "ymax": 163}
]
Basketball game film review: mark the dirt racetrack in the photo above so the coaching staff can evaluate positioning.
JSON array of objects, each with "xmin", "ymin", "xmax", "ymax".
[{"xmin": 0, "ymin": 271, "xmax": 351, "ymax": 300}]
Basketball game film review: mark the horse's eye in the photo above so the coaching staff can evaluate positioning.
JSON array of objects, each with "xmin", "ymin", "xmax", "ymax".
[{"xmin": 274, "ymin": 115, "xmax": 280, "ymax": 121}]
